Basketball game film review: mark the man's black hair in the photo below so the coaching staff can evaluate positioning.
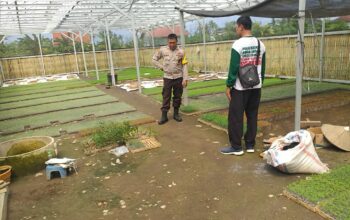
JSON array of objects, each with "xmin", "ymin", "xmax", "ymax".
[
  {"xmin": 236, "ymin": 16, "xmax": 252, "ymax": 30},
  {"xmin": 168, "ymin": 33, "xmax": 178, "ymax": 41}
]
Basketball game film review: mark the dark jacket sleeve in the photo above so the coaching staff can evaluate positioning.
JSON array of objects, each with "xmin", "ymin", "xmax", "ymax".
[{"xmin": 261, "ymin": 52, "xmax": 266, "ymax": 84}]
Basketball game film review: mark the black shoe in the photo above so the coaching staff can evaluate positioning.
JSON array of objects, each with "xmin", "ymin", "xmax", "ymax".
[
  {"xmin": 158, "ymin": 111, "xmax": 168, "ymax": 125},
  {"xmin": 220, "ymin": 146, "xmax": 244, "ymax": 156},
  {"xmin": 173, "ymin": 108, "xmax": 182, "ymax": 122}
]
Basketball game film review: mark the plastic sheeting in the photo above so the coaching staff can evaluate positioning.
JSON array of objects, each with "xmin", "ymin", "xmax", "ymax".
[{"xmin": 178, "ymin": 0, "xmax": 350, "ymax": 18}]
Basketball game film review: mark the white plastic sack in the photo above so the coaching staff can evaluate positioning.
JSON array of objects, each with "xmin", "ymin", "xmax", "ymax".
[
  {"xmin": 263, "ymin": 130, "xmax": 329, "ymax": 174},
  {"xmin": 108, "ymin": 146, "xmax": 129, "ymax": 157}
]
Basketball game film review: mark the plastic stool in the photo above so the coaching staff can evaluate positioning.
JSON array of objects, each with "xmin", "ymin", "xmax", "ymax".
[{"xmin": 46, "ymin": 165, "xmax": 67, "ymax": 180}]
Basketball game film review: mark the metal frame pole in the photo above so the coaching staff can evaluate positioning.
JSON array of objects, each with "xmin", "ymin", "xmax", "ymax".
[
  {"xmin": 37, "ymin": 34, "xmax": 46, "ymax": 76},
  {"xmin": 104, "ymin": 29, "xmax": 111, "ymax": 70},
  {"xmin": 79, "ymin": 31, "xmax": 88, "ymax": 77},
  {"xmin": 202, "ymin": 17, "xmax": 207, "ymax": 74},
  {"xmin": 105, "ymin": 20, "xmax": 116, "ymax": 86},
  {"xmin": 179, "ymin": 9, "xmax": 188, "ymax": 106},
  {"xmin": 294, "ymin": 0, "xmax": 306, "ymax": 131},
  {"xmin": 0, "ymin": 37, "xmax": 4, "ymax": 84},
  {"xmin": 150, "ymin": 28, "xmax": 155, "ymax": 53},
  {"xmin": 0, "ymin": 60, "xmax": 5, "ymax": 84},
  {"xmin": 319, "ymin": 18, "xmax": 325, "ymax": 82},
  {"xmin": 72, "ymin": 34, "xmax": 80, "ymax": 74},
  {"xmin": 132, "ymin": 16, "xmax": 142, "ymax": 93},
  {"xmin": 0, "ymin": 36, "xmax": 6, "ymax": 44},
  {"xmin": 172, "ymin": 19, "xmax": 175, "ymax": 32},
  {"xmin": 90, "ymin": 29, "xmax": 100, "ymax": 80}
]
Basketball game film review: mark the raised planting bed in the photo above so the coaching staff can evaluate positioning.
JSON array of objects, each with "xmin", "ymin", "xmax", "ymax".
[
  {"xmin": 87, "ymin": 67, "xmax": 164, "ymax": 85},
  {"xmin": 0, "ymin": 90, "xmax": 106, "ymax": 111},
  {"xmin": 0, "ymin": 80, "xmax": 90, "ymax": 98},
  {"xmin": 0, "ymin": 79, "xmax": 86, "ymax": 95},
  {"xmin": 0, "ymin": 112, "xmax": 154, "ymax": 143},
  {"xmin": 285, "ymin": 164, "xmax": 350, "ymax": 220},
  {"xmin": 0, "ymin": 102, "xmax": 136, "ymax": 134},
  {"xmin": 198, "ymin": 90, "xmax": 350, "ymax": 133},
  {"xmin": 0, "ymin": 87, "xmax": 96, "ymax": 104},
  {"xmin": 180, "ymin": 82, "xmax": 350, "ymax": 114},
  {"xmin": 0, "ymin": 95, "xmax": 119, "ymax": 121},
  {"xmin": 0, "ymin": 136, "xmax": 56, "ymax": 176}
]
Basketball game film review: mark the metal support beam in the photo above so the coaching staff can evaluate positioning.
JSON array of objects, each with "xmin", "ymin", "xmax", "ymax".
[
  {"xmin": 172, "ymin": 19, "xmax": 175, "ymax": 32},
  {"xmin": 37, "ymin": 34, "xmax": 46, "ymax": 76},
  {"xmin": 105, "ymin": 20, "xmax": 116, "ymax": 86},
  {"xmin": 0, "ymin": 36, "xmax": 6, "ymax": 44},
  {"xmin": 149, "ymin": 28, "xmax": 155, "ymax": 53},
  {"xmin": 61, "ymin": 32, "xmax": 80, "ymax": 74},
  {"xmin": 319, "ymin": 18, "xmax": 325, "ymax": 82},
  {"xmin": 79, "ymin": 31, "xmax": 89, "ymax": 77},
  {"xmin": 201, "ymin": 18, "xmax": 207, "ymax": 74},
  {"xmin": 0, "ymin": 60, "xmax": 5, "ymax": 83},
  {"xmin": 90, "ymin": 29, "xmax": 100, "ymax": 80},
  {"xmin": 104, "ymin": 29, "xmax": 111, "ymax": 70},
  {"xmin": 179, "ymin": 10, "xmax": 188, "ymax": 106},
  {"xmin": 294, "ymin": 0, "xmax": 306, "ymax": 131},
  {"xmin": 72, "ymin": 34, "xmax": 80, "ymax": 74},
  {"xmin": 132, "ymin": 16, "xmax": 142, "ymax": 93}
]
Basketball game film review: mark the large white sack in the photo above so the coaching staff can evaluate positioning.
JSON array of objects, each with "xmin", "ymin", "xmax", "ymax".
[{"xmin": 263, "ymin": 130, "xmax": 329, "ymax": 174}]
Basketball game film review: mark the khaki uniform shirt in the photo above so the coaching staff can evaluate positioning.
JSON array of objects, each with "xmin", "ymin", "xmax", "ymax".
[{"xmin": 152, "ymin": 46, "xmax": 189, "ymax": 80}]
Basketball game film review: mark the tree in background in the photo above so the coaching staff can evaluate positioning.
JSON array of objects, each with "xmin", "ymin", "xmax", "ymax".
[
  {"xmin": 95, "ymin": 30, "xmax": 127, "ymax": 51},
  {"xmin": 0, "ymin": 18, "xmax": 348, "ymax": 58}
]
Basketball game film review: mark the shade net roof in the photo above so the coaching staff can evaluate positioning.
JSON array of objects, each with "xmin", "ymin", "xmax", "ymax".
[
  {"xmin": 0, "ymin": 0, "xmax": 265, "ymax": 35},
  {"xmin": 179, "ymin": 0, "xmax": 350, "ymax": 18}
]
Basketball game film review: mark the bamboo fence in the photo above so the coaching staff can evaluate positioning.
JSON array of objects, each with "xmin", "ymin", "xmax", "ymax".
[{"xmin": 1, "ymin": 31, "xmax": 349, "ymax": 81}]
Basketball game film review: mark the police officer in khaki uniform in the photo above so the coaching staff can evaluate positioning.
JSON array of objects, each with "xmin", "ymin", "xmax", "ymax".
[{"xmin": 152, "ymin": 34, "xmax": 189, "ymax": 125}]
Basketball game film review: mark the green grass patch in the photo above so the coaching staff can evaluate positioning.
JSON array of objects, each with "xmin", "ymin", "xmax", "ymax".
[
  {"xmin": 149, "ymin": 78, "xmax": 296, "ymax": 101},
  {"xmin": 287, "ymin": 164, "xmax": 350, "ymax": 219},
  {"xmin": 200, "ymin": 112, "xmax": 228, "ymax": 128},
  {"xmin": 7, "ymin": 140, "xmax": 46, "ymax": 156},
  {"xmin": 143, "ymin": 79, "xmax": 226, "ymax": 95},
  {"xmin": 87, "ymin": 67, "xmax": 164, "ymax": 85},
  {"xmin": 91, "ymin": 122, "xmax": 138, "ymax": 148},
  {"xmin": 181, "ymin": 105, "xmax": 200, "ymax": 113}
]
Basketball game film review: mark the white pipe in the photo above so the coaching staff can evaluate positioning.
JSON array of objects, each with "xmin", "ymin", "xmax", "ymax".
[
  {"xmin": 132, "ymin": 16, "xmax": 142, "ymax": 93},
  {"xmin": 179, "ymin": 10, "xmax": 188, "ymax": 106},
  {"xmin": 105, "ymin": 20, "xmax": 116, "ymax": 86},
  {"xmin": 149, "ymin": 28, "xmax": 155, "ymax": 53},
  {"xmin": 90, "ymin": 29, "xmax": 100, "ymax": 80},
  {"xmin": 37, "ymin": 34, "xmax": 46, "ymax": 76},
  {"xmin": 294, "ymin": 0, "xmax": 306, "ymax": 131},
  {"xmin": 0, "ymin": 60, "xmax": 5, "ymax": 82},
  {"xmin": 202, "ymin": 18, "xmax": 207, "ymax": 74},
  {"xmin": 72, "ymin": 34, "xmax": 80, "ymax": 74},
  {"xmin": 79, "ymin": 31, "xmax": 88, "ymax": 77},
  {"xmin": 319, "ymin": 18, "xmax": 325, "ymax": 82},
  {"xmin": 104, "ymin": 29, "xmax": 111, "ymax": 70},
  {"xmin": 0, "ymin": 36, "xmax": 6, "ymax": 44}
]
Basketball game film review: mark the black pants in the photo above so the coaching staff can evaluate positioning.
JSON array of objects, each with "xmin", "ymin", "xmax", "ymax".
[
  {"xmin": 228, "ymin": 88, "xmax": 261, "ymax": 148},
  {"xmin": 161, "ymin": 77, "xmax": 183, "ymax": 112}
]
